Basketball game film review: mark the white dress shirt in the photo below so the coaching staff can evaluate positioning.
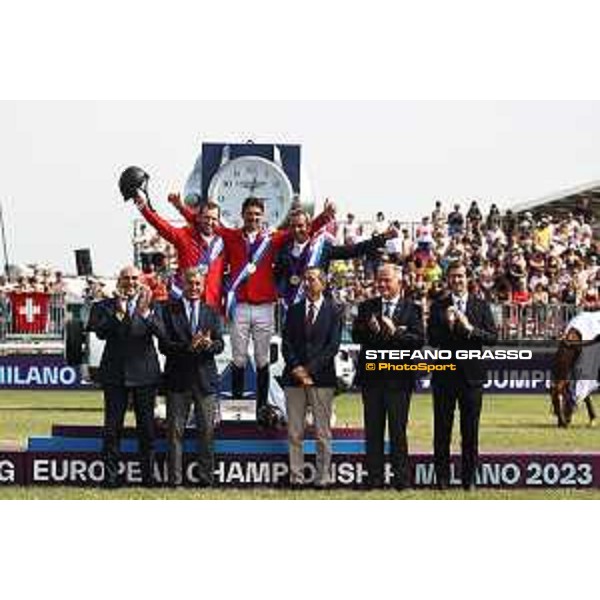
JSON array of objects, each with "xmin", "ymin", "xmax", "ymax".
[
  {"xmin": 452, "ymin": 293, "xmax": 469, "ymax": 314},
  {"xmin": 292, "ymin": 239, "xmax": 310, "ymax": 258},
  {"xmin": 201, "ymin": 233, "xmax": 215, "ymax": 246}
]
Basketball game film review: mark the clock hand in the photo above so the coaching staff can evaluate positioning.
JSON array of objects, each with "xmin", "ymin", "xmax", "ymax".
[{"xmin": 239, "ymin": 177, "xmax": 268, "ymax": 192}]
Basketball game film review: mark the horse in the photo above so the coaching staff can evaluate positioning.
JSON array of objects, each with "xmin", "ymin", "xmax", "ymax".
[{"xmin": 550, "ymin": 311, "xmax": 599, "ymax": 428}]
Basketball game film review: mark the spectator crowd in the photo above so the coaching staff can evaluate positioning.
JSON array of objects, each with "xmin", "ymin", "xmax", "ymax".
[{"xmin": 329, "ymin": 200, "xmax": 599, "ymax": 337}]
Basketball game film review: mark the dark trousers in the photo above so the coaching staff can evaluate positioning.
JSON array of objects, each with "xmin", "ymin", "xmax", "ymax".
[
  {"xmin": 167, "ymin": 386, "xmax": 215, "ymax": 486},
  {"xmin": 102, "ymin": 385, "xmax": 156, "ymax": 486},
  {"xmin": 433, "ymin": 383, "xmax": 482, "ymax": 488},
  {"xmin": 362, "ymin": 383, "xmax": 412, "ymax": 488}
]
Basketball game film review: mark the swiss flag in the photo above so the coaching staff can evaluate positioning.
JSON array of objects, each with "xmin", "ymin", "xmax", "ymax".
[{"xmin": 10, "ymin": 292, "xmax": 50, "ymax": 334}]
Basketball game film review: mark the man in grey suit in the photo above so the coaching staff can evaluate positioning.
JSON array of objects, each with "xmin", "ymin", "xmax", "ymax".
[{"xmin": 156, "ymin": 268, "xmax": 224, "ymax": 487}]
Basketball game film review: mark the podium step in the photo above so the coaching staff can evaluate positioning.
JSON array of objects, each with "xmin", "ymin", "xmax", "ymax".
[
  {"xmin": 50, "ymin": 423, "xmax": 365, "ymax": 440},
  {"xmin": 27, "ymin": 436, "xmax": 371, "ymax": 454}
]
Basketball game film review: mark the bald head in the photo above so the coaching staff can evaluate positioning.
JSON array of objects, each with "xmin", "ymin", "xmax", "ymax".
[{"xmin": 117, "ymin": 265, "xmax": 141, "ymax": 298}]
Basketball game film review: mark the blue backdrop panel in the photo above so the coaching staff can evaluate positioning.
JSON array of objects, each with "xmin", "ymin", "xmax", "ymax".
[{"xmin": 201, "ymin": 142, "xmax": 301, "ymax": 199}]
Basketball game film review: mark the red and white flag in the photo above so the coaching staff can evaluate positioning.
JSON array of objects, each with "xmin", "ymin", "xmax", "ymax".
[{"xmin": 10, "ymin": 292, "xmax": 50, "ymax": 334}]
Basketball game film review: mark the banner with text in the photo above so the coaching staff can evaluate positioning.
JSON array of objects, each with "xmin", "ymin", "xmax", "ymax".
[{"xmin": 1, "ymin": 452, "xmax": 598, "ymax": 488}]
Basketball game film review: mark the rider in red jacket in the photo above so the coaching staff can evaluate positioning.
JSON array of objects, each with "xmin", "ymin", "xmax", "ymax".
[
  {"xmin": 173, "ymin": 196, "xmax": 334, "ymax": 309},
  {"xmin": 134, "ymin": 194, "xmax": 225, "ymax": 312}
]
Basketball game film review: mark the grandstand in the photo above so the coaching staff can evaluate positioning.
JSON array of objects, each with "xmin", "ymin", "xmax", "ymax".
[{"xmin": 511, "ymin": 179, "xmax": 599, "ymax": 221}]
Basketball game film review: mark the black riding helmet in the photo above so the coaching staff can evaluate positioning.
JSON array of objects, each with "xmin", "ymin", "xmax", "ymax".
[{"xmin": 118, "ymin": 166, "xmax": 149, "ymax": 201}]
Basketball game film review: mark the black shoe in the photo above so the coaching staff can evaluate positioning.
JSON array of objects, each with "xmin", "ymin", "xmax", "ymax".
[
  {"xmin": 462, "ymin": 483, "xmax": 476, "ymax": 492},
  {"xmin": 436, "ymin": 480, "xmax": 450, "ymax": 491},
  {"xmin": 392, "ymin": 475, "xmax": 409, "ymax": 491}
]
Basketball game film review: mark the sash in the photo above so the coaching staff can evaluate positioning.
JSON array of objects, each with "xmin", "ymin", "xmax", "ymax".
[
  {"xmin": 290, "ymin": 233, "xmax": 327, "ymax": 306},
  {"xmin": 198, "ymin": 235, "xmax": 224, "ymax": 272},
  {"xmin": 170, "ymin": 276, "xmax": 184, "ymax": 299},
  {"xmin": 170, "ymin": 235, "xmax": 224, "ymax": 299},
  {"xmin": 225, "ymin": 232, "xmax": 273, "ymax": 319}
]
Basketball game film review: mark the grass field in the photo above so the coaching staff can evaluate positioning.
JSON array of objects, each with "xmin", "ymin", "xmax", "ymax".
[{"xmin": 0, "ymin": 390, "xmax": 599, "ymax": 499}]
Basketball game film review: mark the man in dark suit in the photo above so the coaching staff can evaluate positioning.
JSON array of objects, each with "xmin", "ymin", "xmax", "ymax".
[
  {"xmin": 352, "ymin": 264, "xmax": 425, "ymax": 490},
  {"xmin": 156, "ymin": 267, "xmax": 224, "ymax": 487},
  {"xmin": 428, "ymin": 261, "xmax": 498, "ymax": 491},
  {"xmin": 281, "ymin": 267, "xmax": 342, "ymax": 488},
  {"xmin": 87, "ymin": 265, "xmax": 161, "ymax": 488}
]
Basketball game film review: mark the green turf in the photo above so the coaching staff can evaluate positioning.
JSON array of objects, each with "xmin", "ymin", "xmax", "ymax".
[
  {"xmin": 0, "ymin": 390, "xmax": 104, "ymax": 447},
  {"xmin": 1, "ymin": 390, "xmax": 597, "ymax": 452},
  {"xmin": 0, "ymin": 390, "xmax": 598, "ymax": 499}
]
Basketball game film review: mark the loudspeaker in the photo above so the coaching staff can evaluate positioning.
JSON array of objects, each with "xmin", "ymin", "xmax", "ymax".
[{"xmin": 75, "ymin": 248, "xmax": 93, "ymax": 277}]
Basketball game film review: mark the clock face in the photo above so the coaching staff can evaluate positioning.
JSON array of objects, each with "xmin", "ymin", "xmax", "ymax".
[{"xmin": 207, "ymin": 155, "xmax": 294, "ymax": 228}]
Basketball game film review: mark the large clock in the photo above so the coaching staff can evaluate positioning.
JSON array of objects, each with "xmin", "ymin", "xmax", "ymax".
[{"xmin": 207, "ymin": 155, "xmax": 294, "ymax": 228}]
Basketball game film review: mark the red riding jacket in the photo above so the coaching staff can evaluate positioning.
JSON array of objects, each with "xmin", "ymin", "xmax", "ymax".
[{"xmin": 138, "ymin": 205, "xmax": 225, "ymax": 310}]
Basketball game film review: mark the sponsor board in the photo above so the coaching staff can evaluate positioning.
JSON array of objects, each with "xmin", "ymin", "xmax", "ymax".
[
  {"xmin": 0, "ymin": 452, "xmax": 598, "ymax": 488},
  {"xmin": 0, "ymin": 355, "xmax": 90, "ymax": 390}
]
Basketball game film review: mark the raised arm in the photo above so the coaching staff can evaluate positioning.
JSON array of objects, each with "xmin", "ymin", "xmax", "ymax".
[
  {"xmin": 328, "ymin": 229, "xmax": 394, "ymax": 261},
  {"xmin": 167, "ymin": 193, "xmax": 198, "ymax": 225},
  {"xmin": 134, "ymin": 193, "xmax": 184, "ymax": 247},
  {"xmin": 309, "ymin": 198, "xmax": 336, "ymax": 234}
]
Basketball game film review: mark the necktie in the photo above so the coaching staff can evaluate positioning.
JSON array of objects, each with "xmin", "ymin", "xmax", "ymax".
[
  {"xmin": 127, "ymin": 299, "xmax": 136, "ymax": 317},
  {"xmin": 384, "ymin": 301, "xmax": 393, "ymax": 318},
  {"xmin": 307, "ymin": 303, "xmax": 316, "ymax": 326},
  {"xmin": 189, "ymin": 300, "xmax": 198, "ymax": 333}
]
